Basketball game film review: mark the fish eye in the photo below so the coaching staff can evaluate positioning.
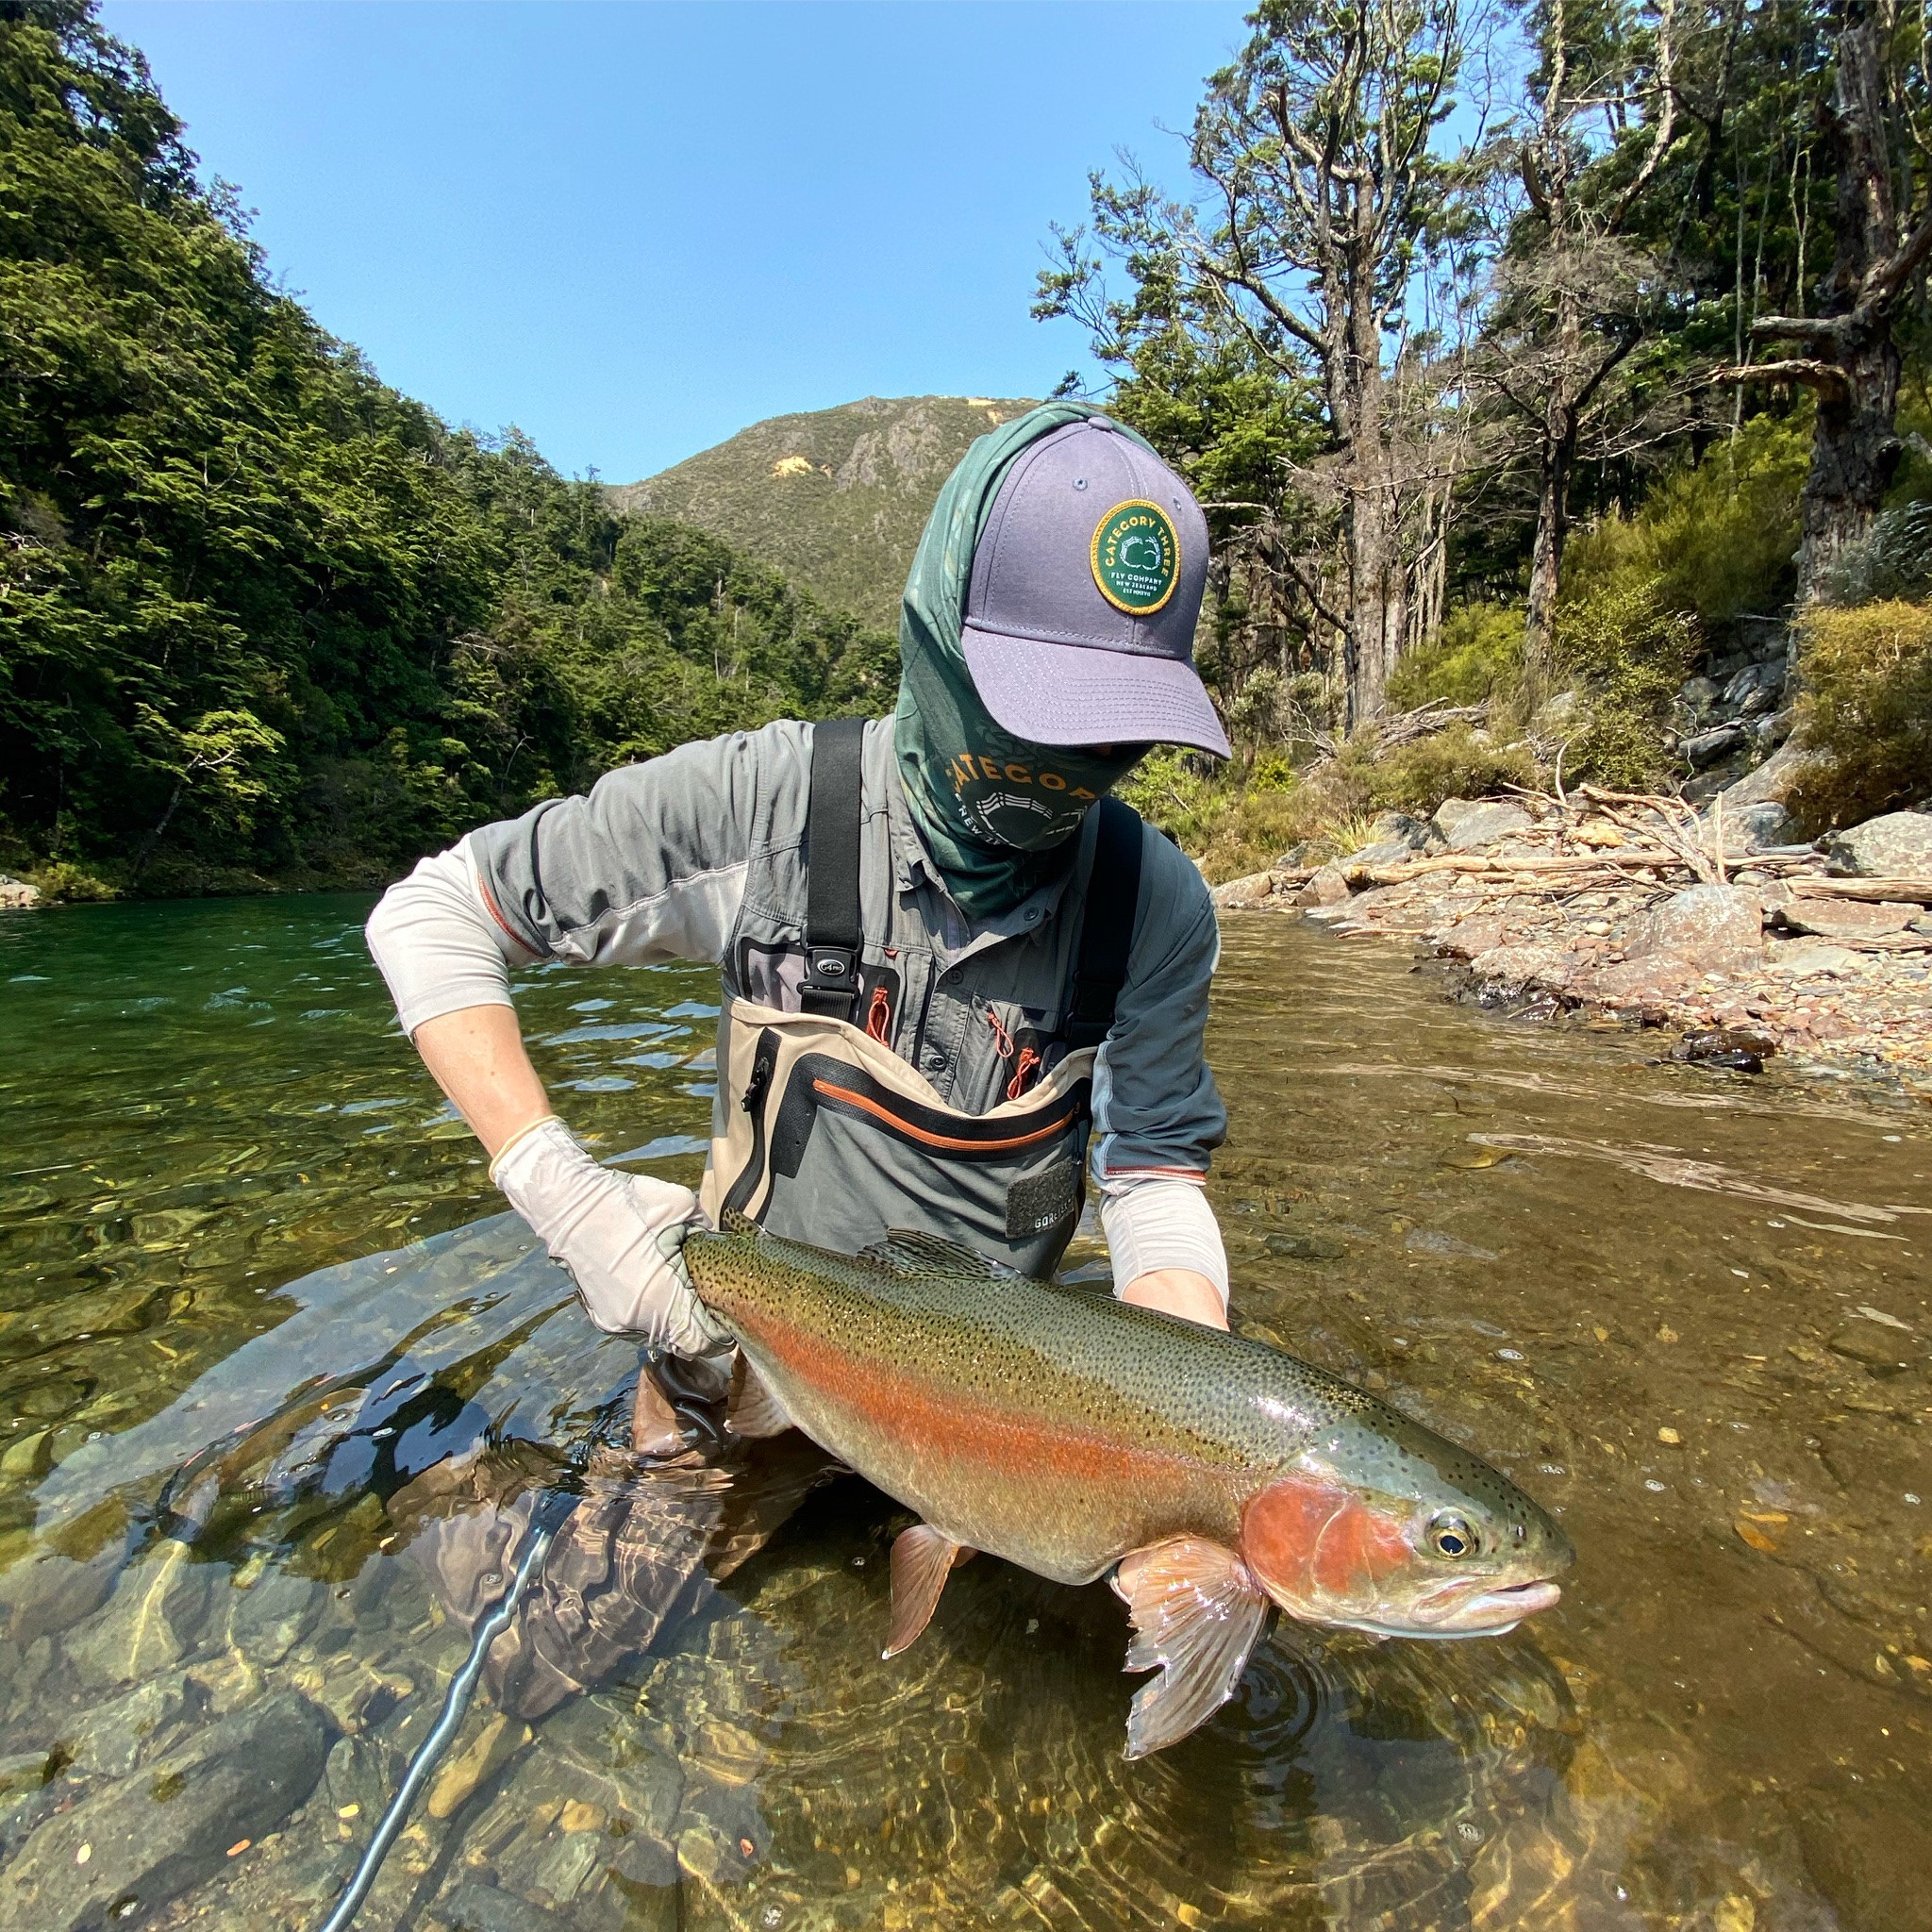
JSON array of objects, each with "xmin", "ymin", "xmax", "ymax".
[{"xmin": 1427, "ymin": 1512, "xmax": 1478, "ymax": 1559}]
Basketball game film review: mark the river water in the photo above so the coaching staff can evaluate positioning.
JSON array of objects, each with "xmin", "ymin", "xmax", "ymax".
[{"xmin": 0, "ymin": 895, "xmax": 1925, "ymax": 1932}]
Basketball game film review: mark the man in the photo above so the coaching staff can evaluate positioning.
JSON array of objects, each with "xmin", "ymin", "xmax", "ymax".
[{"xmin": 365, "ymin": 402, "xmax": 1233, "ymax": 1374}]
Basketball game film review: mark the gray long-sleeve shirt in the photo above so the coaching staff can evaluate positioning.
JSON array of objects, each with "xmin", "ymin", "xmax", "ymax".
[{"xmin": 367, "ymin": 719, "xmax": 1229, "ymax": 1288}]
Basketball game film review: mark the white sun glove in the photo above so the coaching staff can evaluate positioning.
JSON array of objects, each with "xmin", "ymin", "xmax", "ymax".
[{"xmin": 490, "ymin": 1116, "xmax": 733, "ymax": 1357}]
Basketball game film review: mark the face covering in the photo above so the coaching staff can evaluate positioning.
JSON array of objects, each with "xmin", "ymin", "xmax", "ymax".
[{"xmin": 892, "ymin": 403, "xmax": 1158, "ymax": 919}]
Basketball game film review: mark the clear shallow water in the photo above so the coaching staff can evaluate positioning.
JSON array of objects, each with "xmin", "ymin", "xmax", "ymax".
[{"xmin": 0, "ymin": 897, "xmax": 1926, "ymax": 1932}]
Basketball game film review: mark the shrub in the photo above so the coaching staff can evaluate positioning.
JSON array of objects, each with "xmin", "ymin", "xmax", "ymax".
[
  {"xmin": 30, "ymin": 860, "xmax": 119, "ymax": 902},
  {"xmin": 1562, "ymin": 415, "xmax": 1808, "ymax": 632},
  {"xmin": 1360, "ymin": 724, "xmax": 1539, "ymax": 816},
  {"xmin": 1388, "ymin": 604, "xmax": 1525, "ymax": 710},
  {"xmin": 1786, "ymin": 600, "xmax": 1932, "ymax": 827},
  {"xmin": 1555, "ymin": 577, "xmax": 1699, "ymax": 788}
]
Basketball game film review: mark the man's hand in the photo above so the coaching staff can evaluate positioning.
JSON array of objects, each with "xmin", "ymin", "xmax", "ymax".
[
  {"xmin": 1118, "ymin": 1267, "xmax": 1228, "ymax": 1330},
  {"xmin": 491, "ymin": 1117, "xmax": 732, "ymax": 1357}
]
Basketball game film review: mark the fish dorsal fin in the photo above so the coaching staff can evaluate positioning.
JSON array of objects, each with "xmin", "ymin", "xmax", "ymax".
[
  {"xmin": 860, "ymin": 1229, "xmax": 1015, "ymax": 1278},
  {"xmin": 882, "ymin": 1523, "xmax": 974, "ymax": 1658},
  {"xmin": 717, "ymin": 1207, "xmax": 759, "ymax": 1236},
  {"xmin": 1119, "ymin": 1537, "xmax": 1272, "ymax": 1759}
]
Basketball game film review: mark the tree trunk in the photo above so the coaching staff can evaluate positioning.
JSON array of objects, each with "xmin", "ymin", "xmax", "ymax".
[
  {"xmin": 1522, "ymin": 425, "xmax": 1572, "ymax": 710},
  {"xmin": 1344, "ymin": 490, "xmax": 1396, "ymax": 729},
  {"xmin": 1796, "ymin": 314, "xmax": 1901, "ymax": 596},
  {"xmin": 1795, "ymin": 4, "xmax": 1904, "ymax": 604}
]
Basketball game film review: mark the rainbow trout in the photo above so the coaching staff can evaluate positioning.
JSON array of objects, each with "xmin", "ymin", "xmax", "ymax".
[{"xmin": 685, "ymin": 1220, "xmax": 1574, "ymax": 1757}]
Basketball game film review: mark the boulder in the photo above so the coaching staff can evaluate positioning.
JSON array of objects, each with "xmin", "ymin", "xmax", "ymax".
[
  {"xmin": 1438, "ymin": 913, "xmax": 1511, "ymax": 959},
  {"xmin": 1714, "ymin": 735, "xmax": 1805, "ymax": 808},
  {"xmin": 1441, "ymin": 802, "xmax": 1536, "ymax": 852},
  {"xmin": 1779, "ymin": 897, "xmax": 1916, "ymax": 940},
  {"xmin": 1824, "ymin": 810, "xmax": 1932, "ymax": 877},
  {"xmin": 0, "ymin": 875, "xmax": 39, "ymax": 910},
  {"xmin": 1570, "ymin": 956, "xmax": 1699, "ymax": 1009},
  {"xmin": 1624, "ymin": 883, "xmax": 1762, "ymax": 970},
  {"xmin": 1430, "ymin": 797, "xmax": 1485, "ymax": 839},
  {"xmin": 1364, "ymin": 809, "xmax": 1439, "ymax": 851},
  {"xmin": 1469, "ymin": 943, "xmax": 1574, "ymax": 993},
  {"xmin": 1210, "ymin": 871, "xmax": 1281, "ymax": 911},
  {"xmin": 1675, "ymin": 675, "xmax": 1722, "ymax": 721},
  {"xmin": 0, "ymin": 1690, "xmax": 332, "ymax": 1932},
  {"xmin": 1341, "ymin": 838, "xmax": 1421, "ymax": 869},
  {"xmin": 1681, "ymin": 723, "xmax": 1750, "ymax": 770},
  {"xmin": 1712, "ymin": 799, "xmax": 1800, "ymax": 854},
  {"xmin": 1292, "ymin": 863, "xmax": 1352, "ymax": 908}
]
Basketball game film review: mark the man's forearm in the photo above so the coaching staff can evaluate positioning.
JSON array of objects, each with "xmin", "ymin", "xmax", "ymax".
[{"xmin": 412, "ymin": 1004, "xmax": 553, "ymax": 1162}]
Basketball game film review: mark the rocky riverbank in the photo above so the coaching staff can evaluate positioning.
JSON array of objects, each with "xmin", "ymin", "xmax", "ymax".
[{"xmin": 1212, "ymin": 794, "xmax": 1932, "ymax": 1098}]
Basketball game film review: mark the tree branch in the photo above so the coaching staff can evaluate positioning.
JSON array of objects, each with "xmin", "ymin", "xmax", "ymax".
[{"xmin": 1710, "ymin": 358, "xmax": 1849, "ymax": 396}]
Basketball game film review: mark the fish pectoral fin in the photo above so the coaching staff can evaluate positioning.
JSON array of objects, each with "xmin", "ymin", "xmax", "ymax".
[
  {"xmin": 882, "ymin": 1523, "xmax": 974, "ymax": 1658},
  {"xmin": 862, "ymin": 1229, "xmax": 1018, "ymax": 1279},
  {"xmin": 1119, "ymin": 1537, "xmax": 1271, "ymax": 1760},
  {"xmin": 725, "ymin": 1358, "xmax": 792, "ymax": 1441}
]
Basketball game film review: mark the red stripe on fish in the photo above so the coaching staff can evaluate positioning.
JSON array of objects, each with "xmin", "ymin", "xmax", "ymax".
[{"xmin": 740, "ymin": 1305, "xmax": 1220, "ymax": 1494}]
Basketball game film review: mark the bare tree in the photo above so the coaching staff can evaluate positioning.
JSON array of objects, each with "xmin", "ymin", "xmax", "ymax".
[{"xmin": 1483, "ymin": 0, "xmax": 1676, "ymax": 702}]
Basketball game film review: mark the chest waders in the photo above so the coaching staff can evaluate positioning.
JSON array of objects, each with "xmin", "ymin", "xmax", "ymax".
[{"xmin": 696, "ymin": 718, "xmax": 1142, "ymax": 1277}]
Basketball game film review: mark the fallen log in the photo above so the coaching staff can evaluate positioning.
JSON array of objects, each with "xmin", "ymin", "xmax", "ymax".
[{"xmin": 1788, "ymin": 875, "xmax": 1932, "ymax": 907}]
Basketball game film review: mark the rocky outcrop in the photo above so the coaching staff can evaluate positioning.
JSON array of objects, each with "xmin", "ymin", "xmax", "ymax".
[
  {"xmin": 0, "ymin": 874, "xmax": 40, "ymax": 909},
  {"xmin": 1825, "ymin": 810, "xmax": 1932, "ymax": 877}
]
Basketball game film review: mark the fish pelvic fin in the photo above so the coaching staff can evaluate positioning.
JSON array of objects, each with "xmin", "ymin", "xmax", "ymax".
[
  {"xmin": 1120, "ymin": 1536, "xmax": 1271, "ymax": 1759},
  {"xmin": 882, "ymin": 1523, "xmax": 974, "ymax": 1659},
  {"xmin": 862, "ymin": 1229, "xmax": 1017, "ymax": 1278},
  {"xmin": 725, "ymin": 1358, "xmax": 793, "ymax": 1441}
]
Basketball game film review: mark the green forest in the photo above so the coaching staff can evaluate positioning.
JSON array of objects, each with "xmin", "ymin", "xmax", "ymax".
[
  {"xmin": 0, "ymin": 1, "xmax": 894, "ymax": 897},
  {"xmin": 4, "ymin": 0, "xmax": 1931, "ymax": 898}
]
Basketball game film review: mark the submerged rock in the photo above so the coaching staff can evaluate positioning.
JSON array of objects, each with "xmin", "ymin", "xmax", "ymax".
[
  {"xmin": 0, "ymin": 1690, "xmax": 332, "ymax": 1932},
  {"xmin": 1824, "ymin": 810, "xmax": 1932, "ymax": 877}
]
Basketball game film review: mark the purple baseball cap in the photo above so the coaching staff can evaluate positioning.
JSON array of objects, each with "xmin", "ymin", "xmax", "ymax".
[{"xmin": 959, "ymin": 416, "xmax": 1229, "ymax": 757}]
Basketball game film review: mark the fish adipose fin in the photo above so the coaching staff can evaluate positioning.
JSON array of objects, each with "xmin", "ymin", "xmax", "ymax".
[
  {"xmin": 1120, "ymin": 1537, "xmax": 1271, "ymax": 1759},
  {"xmin": 882, "ymin": 1523, "xmax": 974, "ymax": 1658},
  {"xmin": 862, "ymin": 1229, "xmax": 1017, "ymax": 1278}
]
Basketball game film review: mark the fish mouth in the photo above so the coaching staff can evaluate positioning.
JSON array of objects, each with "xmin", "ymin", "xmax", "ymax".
[{"xmin": 1330, "ymin": 1577, "xmax": 1564, "ymax": 1641}]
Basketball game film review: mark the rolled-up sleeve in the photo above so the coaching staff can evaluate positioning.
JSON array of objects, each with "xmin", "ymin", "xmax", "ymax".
[
  {"xmin": 461, "ymin": 724, "xmax": 801, "ymax": 966},
  {"xmin": 1091, "ymin": 827, "xmax": 1227, "ymax": 1182},
  {"xmin": 366, "ymin": 724, "xmax": 800, "ymax": 1032}
]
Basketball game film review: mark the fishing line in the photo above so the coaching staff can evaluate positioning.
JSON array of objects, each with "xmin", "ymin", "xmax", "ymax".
[{"xmin": 314, "ymin": 1477, "xmax": 580, "ymax": 1932}]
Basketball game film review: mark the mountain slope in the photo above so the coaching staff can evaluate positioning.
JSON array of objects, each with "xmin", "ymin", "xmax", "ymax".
[{"xmin": 608, "ymin": 394, "xmax": 1038, "ymax": 629}]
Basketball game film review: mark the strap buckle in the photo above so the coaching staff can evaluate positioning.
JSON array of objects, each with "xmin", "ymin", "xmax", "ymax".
[{"xmin": 804, "ymin": 943, "xmax": 858, "ymax": 1006}]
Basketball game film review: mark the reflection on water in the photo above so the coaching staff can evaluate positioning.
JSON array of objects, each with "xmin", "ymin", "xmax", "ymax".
[{"xmin": 0, "ymin": 900, "xmax": 1926, "ymax": 1930}]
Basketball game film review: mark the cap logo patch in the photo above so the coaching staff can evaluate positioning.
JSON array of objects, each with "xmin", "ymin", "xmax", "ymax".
[{"xmin": 1091, "ymin": 500, "xmax": 1180, "ymax": 615}]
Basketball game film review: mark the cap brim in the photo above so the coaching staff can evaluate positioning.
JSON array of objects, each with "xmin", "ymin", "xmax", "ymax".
[{"xmin": 961, "ymin": 625, "xmax": 1232, "ymax": 758}]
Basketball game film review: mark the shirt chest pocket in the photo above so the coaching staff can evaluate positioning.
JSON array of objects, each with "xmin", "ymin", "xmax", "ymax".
[{"xmin": 964, "ymin": 991, "xmax": 1062, "ymax": 1108}]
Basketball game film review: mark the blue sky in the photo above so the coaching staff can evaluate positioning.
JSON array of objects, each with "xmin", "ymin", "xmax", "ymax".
[{"xmin": 102, "ymin": 3, "xmax": 1251, "ymax": 482}]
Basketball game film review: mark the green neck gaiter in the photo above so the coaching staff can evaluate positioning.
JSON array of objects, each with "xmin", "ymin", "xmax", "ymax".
[{"xmin": 892, "ymin": 403, "xmax": 1156, "ymax": 920}]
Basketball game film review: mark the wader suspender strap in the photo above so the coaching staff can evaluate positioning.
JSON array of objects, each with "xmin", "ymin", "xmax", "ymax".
[
  {"xmin": 1063, "ymin": 796, "xmax": 1141, "ymax": 1052},
  {"xmin": 801, "ymin": 720, "xmax": 1141, "ymax": 1042},
  {"xmin": 801, "ymin": 717, "xmax": 867, "ymax": 1020}
]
